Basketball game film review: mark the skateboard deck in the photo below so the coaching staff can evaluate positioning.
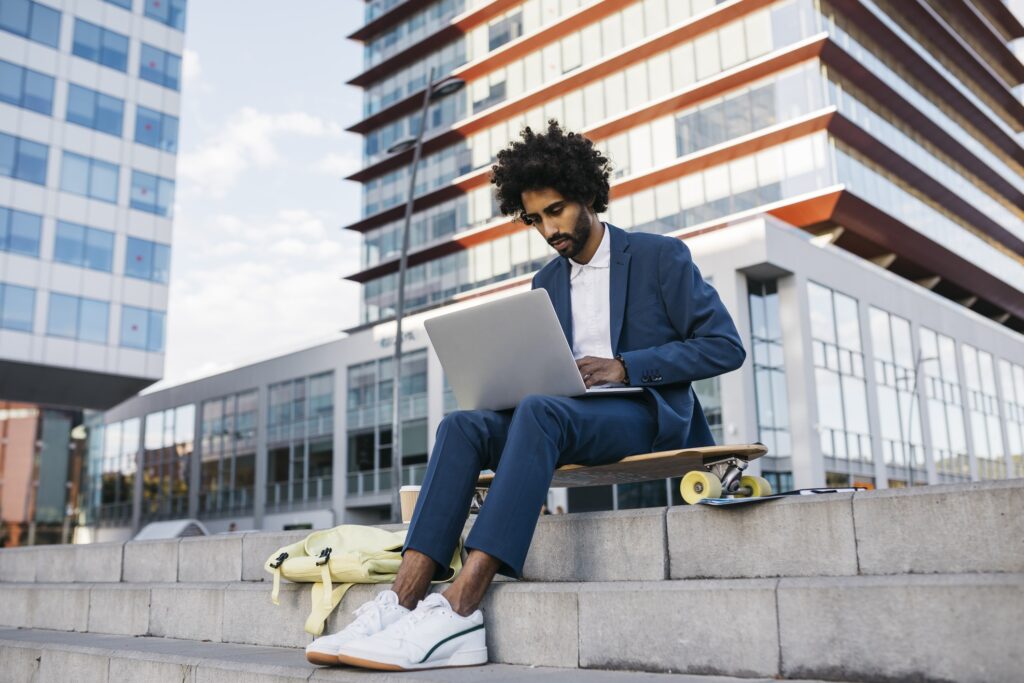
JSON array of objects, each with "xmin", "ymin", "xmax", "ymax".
[
  {"xmin": 475, "ymin": 444, "xmax": 767, "ymax": 488},
  {"xmin": 697, "ymin": 487, "xmax": 867, "ymax": 506}
]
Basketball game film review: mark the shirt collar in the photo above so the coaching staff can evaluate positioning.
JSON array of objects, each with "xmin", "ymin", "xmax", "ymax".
[{"xmin": 569, "ymin": 223, "xmax": 610, "ymax": 279}]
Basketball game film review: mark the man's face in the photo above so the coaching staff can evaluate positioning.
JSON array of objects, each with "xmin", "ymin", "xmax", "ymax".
[{"xmin": 521, "ymin": 188, "xmax": 592, "ymax": 259}]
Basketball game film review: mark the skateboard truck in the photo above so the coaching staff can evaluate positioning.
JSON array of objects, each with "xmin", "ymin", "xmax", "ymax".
[{"xmin": 708, "ymin": 457, "xmax": 749, "ymax": 495}]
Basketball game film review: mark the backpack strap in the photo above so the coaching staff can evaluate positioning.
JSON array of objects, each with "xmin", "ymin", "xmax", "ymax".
[{"xmin": 305, "ymin": 581, "xmax": 354, "ymax": 636}]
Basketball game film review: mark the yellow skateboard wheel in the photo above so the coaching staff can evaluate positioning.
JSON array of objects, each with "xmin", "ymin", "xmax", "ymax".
[
  {"xmin": 738, "ymin": 475, "xmax": 773, "ymax": 498},
  {"xmin": 680, "ymin": 470, "xmax": 723, "ymax": 505}
]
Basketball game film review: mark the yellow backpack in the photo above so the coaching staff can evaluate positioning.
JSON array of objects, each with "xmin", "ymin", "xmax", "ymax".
[{"xmin": 264, "ymin": 524, "xmax": 462, "ymax": 636}]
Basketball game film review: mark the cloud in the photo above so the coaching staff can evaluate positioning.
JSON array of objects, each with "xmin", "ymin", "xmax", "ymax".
[
  {"xmin": 177, "ymin": 108, "xmax": 346, "ymax": 198},
  {"xmin": 316, "ymin": 152, "xmax": 360, "ymax": 178},
  {"xmin": 182, "ymin": 48, "xmax": 203, "ymax": 90},
  {"xmin": 159, "ymin": 208, "xmax": 363, "ymax": 387}
]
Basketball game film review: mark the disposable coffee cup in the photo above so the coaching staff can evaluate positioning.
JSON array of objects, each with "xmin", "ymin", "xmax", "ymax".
[{"xmin": 400, "ymin": 485, "xmax": 421, "ymax": 523}]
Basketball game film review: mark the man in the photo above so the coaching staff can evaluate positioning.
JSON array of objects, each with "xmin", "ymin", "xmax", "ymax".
[{"xmin": 306, "ymin": 120, "xmax": 745, "ymax": 670}]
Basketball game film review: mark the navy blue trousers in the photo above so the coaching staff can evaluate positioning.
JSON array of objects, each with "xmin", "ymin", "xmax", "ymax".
[{"xmin": 402, "ymin": 393, "xmax": 658, "ymax": 578}]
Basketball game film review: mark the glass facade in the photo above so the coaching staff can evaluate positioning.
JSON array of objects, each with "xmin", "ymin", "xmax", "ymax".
[
  {"xmin": 807, "ymin": 282, "xmax": 873, "ymax": 485},
  {"xmin": 130, "ymin": 169, "xmax": 175, "ymax": 216},
  {"xmin": 868, "ymin": 307, "xmax": 924, "ymax": 486},
  {"xmin": 124, "ymin": 236, "xmax": 171, "ymax": 284},
  {"xmin": 139, "ymin": 43, "xmax": 182, "ymax": 90},
  {"xmin": 88, "ymin": 418, "xmax": 138, "ymax": 526},
  {"xmin": 0, "ymin": 206, "xmax": 42, "ymax": 258},
  {"xmin": 120, "ymin": 305, "xmax": 165, "ymax": 352},
  {"xmin": 0, "ymin": 58, "xmax": 54, "ymax": 114},
  {"xmin": 267, "ymin": 373, "xmax": 335, "ymax": 510},
  {"xmin": 141, "ymin": 405, "xmax": 194, "ymax": 521},
  {"xmin": 54, "ymin": 221, "xmax": 115, "ymax": 272},
  {"xmin": 46, "ymin": 292, "xmax": 109, "ymax": 344},
  {"xmin": 66, "ymin": 84, "xmax": 124, "ymax": 137},
  {"xmin": 0, "ymin": 0, "xmax": 61, "ymax": 48},
  {"xmin": 72, "ymin": 19, "xmax": 129, "ymax": 72},
  {"xmin": 0, "ymin": 132, "xmax": 48, "ymax": 185},
  {"xmin": 919, "ymin": 327, "xmax": 969, "ymax": 481},
  {"xmin": 0, "ymin": 282, "xmax": 35, "ymax": 332},
  {"xmin": 749, "ymin": 279, "xmax": 791, "ymax": 482},
  {"xmin": 961, "ymin": 344, "xmax": 1005, "ymax": 481},
  {"xmin": 134, "ymin": 106, "xmax": 179, "ymax": 153},
  {"xmin": 199, "ymin": 392, "xmax": 257, "ymax": 517},
  {"xmin": 346, "ymin": 351, "xmax": 429, "ymax": 498},
  {"xmin": 61, "ymin": 151, "xmax": 119, "ymax": 203},
  {"xmin": 1000, "ymin": 360, "xmax": 1024, "ymax": 479}
]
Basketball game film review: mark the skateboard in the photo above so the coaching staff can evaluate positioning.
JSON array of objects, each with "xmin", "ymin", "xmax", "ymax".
[
  {"xmin": 697, "ymin": 486, "xmax": 869, "ymax": 507},
  {"xmin": 473, "ymin": 443, "xmax": 770, "ymax": 508}
]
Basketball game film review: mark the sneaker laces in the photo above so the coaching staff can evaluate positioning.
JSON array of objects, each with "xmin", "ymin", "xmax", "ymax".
[
  {"xmin": 348, "ymin": 590, "xmax": 401, "ymax": 637},
  {"xmin": 388, "ymin": 593, "xmax": 451, "ymax": 636}
]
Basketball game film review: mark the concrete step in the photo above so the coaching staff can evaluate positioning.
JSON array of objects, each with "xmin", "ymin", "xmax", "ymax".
[
  {"xmin": 0, "ymin": 628, "xmax": 847, "ymax": 683},
  {"xmin": 3, "ymin": 480, "xmax": 1021, "ymax": 585},
  {"xmin": 1, "ymin": 574, "xmax": 1021, "ymax": 682}
]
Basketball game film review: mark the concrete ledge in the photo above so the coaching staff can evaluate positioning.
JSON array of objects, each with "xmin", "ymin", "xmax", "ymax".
[
  {"xmin": 523, "ymin": 508, "xmax": 667, "ymax": 582},
  {"xmin": 123, "ymin": 539, "xmax": 180, "ymax": 583},
  {"xmin": 778, "ymin": 573, "xmax": 1024, "ymax": 683},
  {"xmin": 853, "ymin": 480, "xmax": 1024, "ymax": 575},
  {"xmin": 0, "ymin": 546, "xmax": 37, "ymax": 582},
  {"xmin": 149, "ymin": 583, "xmax": 226, "ymax": 643},
  {"xmin": 223, "ymin": 582, "xmax": 311, "ymax": 649},
  {"xmin": 0, "ymin": 629, "xmax": 801, "ymax": 682},
  {"xmin": 88, "ymin": 584, "xmax": 151, "ymax": 636},
  {"xmin": 0, "ymin": 583, "xmax": 92, "ymax": 632},
  {"xmin": 667, "ymin": 493, "xmax": 857, "ymax": 579},
  {"xmin": 178, "ymin": 536, "xmax": 243, "ymax": 583},
  {"xmin": 75, "ymin": 543, "xmax": 123, "ymax": 583},
  {"xmin": 480, "ymin": 582, "xmax": 580, "ymax": 668},
  {"xmin": 34, "ymin": 545, "xmax": 76, "ymax": 583},
  {"xmin": 578, "ymin": 579, "xmax": 779, "ymax": 678},
  {"xmin": 241, "ymin": 530, "xmax": 307, "ymax": 582}
]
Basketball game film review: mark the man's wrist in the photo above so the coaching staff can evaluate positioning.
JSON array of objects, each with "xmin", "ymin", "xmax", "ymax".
[{"xmin": 614, "ymin": 354, "xmax": 630, "ymax": 385}]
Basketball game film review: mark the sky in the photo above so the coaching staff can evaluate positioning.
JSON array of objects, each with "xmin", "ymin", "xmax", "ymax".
[{"xmin": 144, "ymin": 1, "xmax": 366, "ymax": 392}]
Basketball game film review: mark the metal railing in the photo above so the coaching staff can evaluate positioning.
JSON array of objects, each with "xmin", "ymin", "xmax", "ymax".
[
  {"xmin": 265, "ymin": 475, "xmax": 333, "ymax": 510},
  {"xmin": 346, "ymin": 464, "xmax": 427, "ymax": 496}
]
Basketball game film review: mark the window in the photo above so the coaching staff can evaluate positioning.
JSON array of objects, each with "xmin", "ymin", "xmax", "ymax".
[
  {"xmin": 139, "ymin": 43, "xmax": 181, "ymax": 90},
  {"xmin": 46, "ymin": 292, "xmax": 109, "ymax": 343},
  {"xmin": 472, "ymin": 79, "xmax": 506, "ymax": 114},
  {"xmin": 130, "ymin": 170, "xmax": 174, "ymax": 216},
  {"xmin": 920, "ymin": 327, "xmax": 969, "ymax": 479},
  {"xmin": 0, "ymin": 132, "xmax": 48, "ymax": 185},
  {"xmin": 749, "ymin": 279, "xmax": 791, "ymax": 459},
  {"xmin": 0, "ymin": 282, "xmax": 35, "ymax": 331},
  {"xmin": 0, "ymin": 0, "xmax": 60, "ymax": 48},
  {"xmin": 121, "ymin": 305, "xmax": 165, "ymax": 352},
  {"xmin": 54, "ymin": 220, "xmax": 114, "ymax": 272},
  {"xmin": 66, "ymin": 84, "xmax": 124, "ymax": 136},
  {"xmin": 124, "ymin": 236, "xmax": 170, "ymax": 283},
  {"xmin": 60, "ymin": 152, "xmax": 119, "ymax": 203},
  {"xmin": 104, "ymin": 0, "xmax": 131, "ymax": 9},
  {"xmin": 134, "ymin": 106, "xmax": 178, "ymax": 152},
  {"xmin": 72, "ymin": 19, "xmax": 129, "ymax": 72},
  {"xmin": 488, "ymin": 11, "xmax": 522, "ymax": 51},
  {"xmin": 0, "ymin": 59, "xmax": 55, "ymax": 114},
  {"xmin": 144, "ymin": 0, "xmax": 186, "ymax": 30},
  {"xmin": 0, "ymin": 206, "xmax": 41, "ymax": 257}
]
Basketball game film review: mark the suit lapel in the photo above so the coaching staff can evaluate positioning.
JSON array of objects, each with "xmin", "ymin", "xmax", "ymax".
[
  {"xmin": 609, "ymin": 225, "xmax": 630, "ymax": 355},
  {"xmin": 553, "ymin": 258, "xmax": 573, "ymax": 349}
]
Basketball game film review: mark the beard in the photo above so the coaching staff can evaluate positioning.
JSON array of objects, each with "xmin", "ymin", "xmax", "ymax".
[{"xmin": 549, "ymin": 206, "xmax": 592, "ymax": 259}]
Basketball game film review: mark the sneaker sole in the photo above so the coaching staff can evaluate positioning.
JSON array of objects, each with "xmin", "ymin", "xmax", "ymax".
[
  {"xmin": 337, "ymin": 648, "xmax": 488, "ymax": 671},
  {"xmin": 306, "ymin": 650, "xmax": 342, "ymax": 666}
]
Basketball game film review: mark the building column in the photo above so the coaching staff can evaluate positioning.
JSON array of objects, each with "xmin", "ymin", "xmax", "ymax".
[
  {"xmin": 955, "ymin": 345, "xmax": 979, "ymax": 481},
  {"xmin": 777, "ymin": 273, "xmax": 824, "ymax": 488},
  {"xmin": 188, "ymin": 404, "xmax": 201, "ymax": 519},
  {"xmin": 131, "ymin": 422, "xmax": 144, "ymax": 536},
  {"xmin": 332, "ymin": 365, "xmax": 347, "ymax": 525},
  {"xmin": 858, "ymin": 302, "xmax": 888, "ymax": 489},
  {"xmin": 908, "ymin": 320, "xmax": 938, "ymax": 485},
  {"xmin": 253, "ymin": 385, "xmax": 268, "ymax": 529},
  {"xmin": 716, "ymin": 271, "xmax": 759, "ymax": 459}
]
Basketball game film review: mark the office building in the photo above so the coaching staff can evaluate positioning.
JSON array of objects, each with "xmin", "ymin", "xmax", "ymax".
[
  {"xmin": 84, "ymin": 0, "xmax": 1024, "ymax": 539},
  {"xmin": 1, "ymin": 0, "xmax": 186, "ymax": 543}
]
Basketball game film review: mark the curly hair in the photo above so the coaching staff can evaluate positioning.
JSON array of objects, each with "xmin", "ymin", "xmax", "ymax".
[{"xmin": 489, "ymin": 119, "xmax": 612, "ymax": 223}]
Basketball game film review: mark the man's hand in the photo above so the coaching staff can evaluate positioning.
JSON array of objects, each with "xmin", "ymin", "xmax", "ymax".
[{"xmin": 576, "ymin": 356, "xmax": 626, "ymax": 388}]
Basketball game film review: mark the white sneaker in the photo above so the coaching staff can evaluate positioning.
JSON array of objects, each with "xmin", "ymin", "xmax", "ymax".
[
  {"xmin": 305, "ymin": 589, "xmax": 409, "ymax": 665},
  {"xmin": 336, "ymin": 592, "xmax": 487, "ymax": 670}
]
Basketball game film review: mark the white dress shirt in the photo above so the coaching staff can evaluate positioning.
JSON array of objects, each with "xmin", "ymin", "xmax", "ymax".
[{"xmin": 569, "ymin": 223, "xmax": 614, "ymax": 363}]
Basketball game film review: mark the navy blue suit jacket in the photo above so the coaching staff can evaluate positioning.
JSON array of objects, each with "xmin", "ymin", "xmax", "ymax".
[{"xmin": 531, "ymin": 224, "xmax": 745, "ymax": 451}]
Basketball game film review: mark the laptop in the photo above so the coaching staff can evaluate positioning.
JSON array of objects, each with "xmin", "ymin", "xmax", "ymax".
[{"xmin": 424, "ymin": 289, "xmax": 643, "ymax": 411}]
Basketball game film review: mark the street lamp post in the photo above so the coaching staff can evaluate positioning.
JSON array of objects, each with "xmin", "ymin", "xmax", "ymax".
[{"xmin": 386, "ymin": 69, "xmax": 464, "ymax": 522}]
